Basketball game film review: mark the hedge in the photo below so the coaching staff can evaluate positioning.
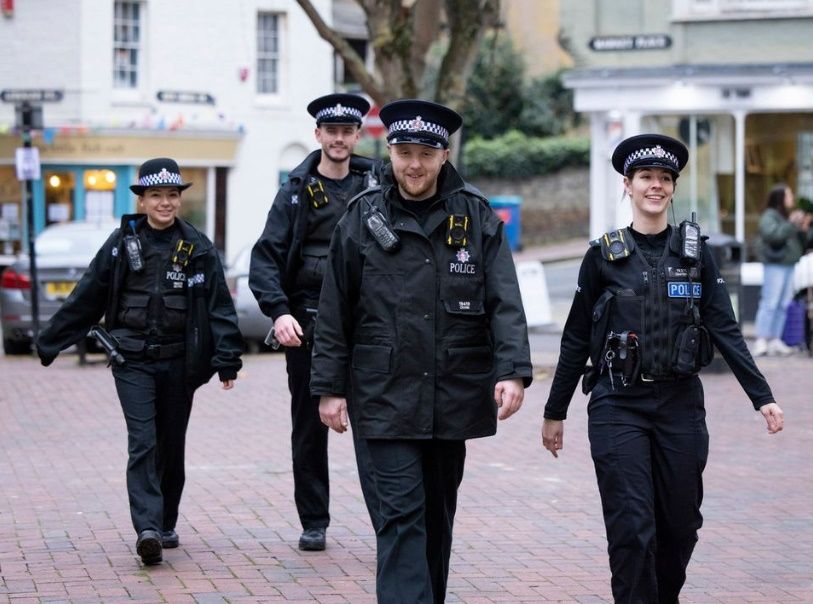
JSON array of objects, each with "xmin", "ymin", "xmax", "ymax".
[{"xmin": 462, "ymin": 131, "xmax": 590, "ymax": 179}]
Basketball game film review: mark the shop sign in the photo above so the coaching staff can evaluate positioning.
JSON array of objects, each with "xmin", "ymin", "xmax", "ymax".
[
  {"xmin": 589, "ymin": 34, "xmax": 672, "ymax": 52},
  {"xmin": 156, "ymin": 90, "xmax": 215, "ymax": 105},
  {"xmin": 1, "ymin": 89, "xmax": 63, "ymax": 103}
]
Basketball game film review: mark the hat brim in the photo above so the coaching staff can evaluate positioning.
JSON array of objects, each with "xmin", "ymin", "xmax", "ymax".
[
  {"xmin": 130, "ymin": 182, "xmax": 193, "ymax": 195},
  {"xmin": 388, "ymin": 134, "xmax": 447, "ymax": 149}
]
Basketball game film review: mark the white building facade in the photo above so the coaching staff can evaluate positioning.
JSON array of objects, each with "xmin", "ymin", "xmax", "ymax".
[
  {"xmin": 0, "ymin": 0, "xmax": 337, "ymax": 261},
  {"xmin": 560, "ymin": 0, "xmax": 813, "ymax": 251}
]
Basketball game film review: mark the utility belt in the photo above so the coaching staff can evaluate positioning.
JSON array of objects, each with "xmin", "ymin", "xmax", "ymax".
[{"xmin": 109, "ymin": 328, "xmax": 185, "ymax": 361}]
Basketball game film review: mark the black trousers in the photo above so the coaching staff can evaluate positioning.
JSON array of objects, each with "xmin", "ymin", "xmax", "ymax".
[
  {"xmin": 112, "ymin": 356, "xmax": 193, "ymax": 535},
  {"xmin": 285, "ymin": 343, "xmax": 382, "ymax": 532},
  {"xmin": 588, "ymin": 376, "xmax": 709, "ymax": 604},
  {"xmin": 366, "ymin": 439, "xmax": 466, "ymax": 604}
]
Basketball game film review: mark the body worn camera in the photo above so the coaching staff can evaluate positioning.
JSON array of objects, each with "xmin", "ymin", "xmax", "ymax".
[
  {"xmin": 172, "ymin": 239, "xmax": 194, "ymax": 267},
  {"xmin": 364, "ymin": 202, "xmax": 400, "ymax": 253},
  {"xmin": 680, "ymin": 211, "xmax": 701, "ymax": 264},
  {"xmin": 446, "ymin": 214, "xmax": 469, "ymax": 247},
  {"xmin": 307, "ymin": 178, "xmax": 329, "ymax": 209}
]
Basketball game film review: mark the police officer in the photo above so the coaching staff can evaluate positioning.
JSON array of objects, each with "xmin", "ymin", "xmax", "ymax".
[
  {"xmin": 37, "ymin": 157, "xmax": 243, "ymax": 566},
  {"xmin": 311, "ymin": 99, "xmax": 533, "ymax": 603},
  {"xmin": 541, "ymin": 134, "xmax": 785, "ymax": 603},
  {"xmin": 249, "ymin": 93, "xmax": 382, "ymax": 551}
]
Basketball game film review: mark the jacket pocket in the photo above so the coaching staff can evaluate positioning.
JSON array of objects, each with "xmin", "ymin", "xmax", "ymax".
[
  {"xmin": 441, "ymin": 275, "xmax": 486, "ymax": 316},
  {"xmin": 162, "ymin": 295, "xmax": 188, "ymax": 332},
  {"xmin": 117, "ymin": 294, "xmax": 150, "ymax": 330},
  {"xmin": 352, "ymin": 344, "xmax": 392, "ymax": 373}
]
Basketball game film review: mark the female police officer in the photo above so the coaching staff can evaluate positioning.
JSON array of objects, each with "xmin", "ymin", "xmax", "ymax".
[
  {"xmin": 37, "ymin": 157, "xmax": 243, "ymax": 566},
  {"xmin": 541, "ymin": 134, "xmax": 784, "ymax": 603}
]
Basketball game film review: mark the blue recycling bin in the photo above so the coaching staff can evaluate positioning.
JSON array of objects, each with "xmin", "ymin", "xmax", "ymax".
[{"xmin": 490, "ymin": 195, "xmax": 522, "ymax": 251}]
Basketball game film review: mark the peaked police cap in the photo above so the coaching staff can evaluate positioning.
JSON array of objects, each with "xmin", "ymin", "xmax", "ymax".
[
  {"xmin": 129, "ymin": 157, "xmax": 192, "ymax": 195},
  {"xmin": 611, "ymin": 133, "xmax": 689, "ymax": 178},
  {"xmin": 380, "ymin": 99, "xmax": 462, "ymax": 149},
  {"xmin": 307, "ymin": 93, "xmax": 370, "ymax": 125}
]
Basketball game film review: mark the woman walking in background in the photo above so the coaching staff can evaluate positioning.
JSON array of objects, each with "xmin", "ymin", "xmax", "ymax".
[{"xmin": 753, "ymin": 183, "xmax": 811, "ymax": 356}]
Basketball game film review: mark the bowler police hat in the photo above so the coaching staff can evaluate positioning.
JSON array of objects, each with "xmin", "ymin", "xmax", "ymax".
[
  {"xmin": 380, "ymin": 99, "xmax": 462, "ymax": 149},
  {"xmin": 129, "ymin": 157, "xmax": 192, "ymax": 195},
  {"xmin": 611, "ymin": 134, "xmax": 689, "ymax": 178},
  {"xmin": 307, "ymin": 93, "xmax": 370, "ymax": 126}
]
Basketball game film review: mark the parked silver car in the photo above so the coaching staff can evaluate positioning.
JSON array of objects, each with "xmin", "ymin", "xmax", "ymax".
[
  {"xmin": 1, "ymin": 220, "xmax": 118, "ymax": 355},
  {"xmin": 225, "ymin": 245, "xmax": 274, "ymax": 352}
]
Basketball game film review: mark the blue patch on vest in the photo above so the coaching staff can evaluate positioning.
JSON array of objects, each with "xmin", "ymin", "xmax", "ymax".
[{"xmin": 668, "ymin": 282, "xmax": 702, "ymax": 298}]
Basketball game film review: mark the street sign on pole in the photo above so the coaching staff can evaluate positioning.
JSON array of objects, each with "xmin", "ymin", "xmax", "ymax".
[
  {"xmin": 363, "ymin": 105, "xmax": 386, "ymax": 138},
  {"xmin": 1, "ymin": 89, "xmax": 63, "ymax": 103}
]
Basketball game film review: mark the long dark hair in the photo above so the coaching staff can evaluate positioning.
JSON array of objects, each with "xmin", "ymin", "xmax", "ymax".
[{"xmin": 765, "ymin": 183, "xmax": 789, "ymax": 218}]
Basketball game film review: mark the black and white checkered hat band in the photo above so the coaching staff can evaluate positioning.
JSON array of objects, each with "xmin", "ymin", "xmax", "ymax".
[
  {"xmin": 315, "ymin": 105, "xmax": 363, "ymax": 122},
  {"xmin": 138, "ymin": 168, "xmax": 183, "ymax": 187},
  {"xmin": 388, "ymin": 119, "xmax": 449, "ymax": 142},
  {"xmin": 623, "ymin": 145, "xmax": 679, "ymax": 173}
]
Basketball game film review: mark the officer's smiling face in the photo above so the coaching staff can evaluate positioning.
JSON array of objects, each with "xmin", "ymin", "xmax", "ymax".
[
  {"xmin": 389, "ymin": 143, "xmax": 449, "ymax": 201},
  {"xmin": 140, "ymin": 187, "xmax": 181, "ymax": 230},
  {"xmin": 624, "ymin": 168, "xmax": 675, "ymax": 219},
  {"xmin": 315, "ymin": 124, "xmax": 361, "ymax": 164}
]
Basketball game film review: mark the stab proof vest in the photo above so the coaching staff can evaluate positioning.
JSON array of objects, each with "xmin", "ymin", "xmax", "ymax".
[
  {"xmin": 589, "ymin": 228, "xmax": 704, "ymax": 378},
  {"xmin": 117, "ymin": 232, "xmax": 188, "ymax": 338}
]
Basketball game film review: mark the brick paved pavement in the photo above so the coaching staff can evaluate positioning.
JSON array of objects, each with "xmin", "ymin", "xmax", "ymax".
[{"xmin": 1, "ymin": 347, "xmax": 811, "ymax": 603}]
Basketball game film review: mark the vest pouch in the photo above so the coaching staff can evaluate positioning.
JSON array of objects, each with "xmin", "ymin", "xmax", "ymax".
[
  {"xmin": 672, "ymin": 323, "xmax": 711, "ymax": 375},
  {"xmin": 582, "ymin": 365, "xmax": 598, "ymax": 394},
  {"xmin": 162, "ymin": 295, "xmax": 188, "ymax": 334},
  {"xmin": 590, "ymin": 290, "xmax": 615, "ymax": 366},
  {"xmin": 117, "ymin": 294, "xmax": 150, "ymax": 330}
]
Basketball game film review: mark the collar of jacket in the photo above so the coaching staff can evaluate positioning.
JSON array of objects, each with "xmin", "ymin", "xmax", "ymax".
[
  {"xmin": 287, "ymin": 150, "xmax": 376, "ymax": 185},
  {"xmin": 381, "ymin": 161, "xmax": 465, "ymax": 201},
  {"xmin": 118, "ymin": 213, "xmax": 211, "ymax": 257}
]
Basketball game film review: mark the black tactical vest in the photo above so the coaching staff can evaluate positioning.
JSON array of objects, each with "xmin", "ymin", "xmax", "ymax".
[
  {"xmin": 590, "ymin": 228, "xmax": 703, "ymax": 378},
  {"xmin": 117, "ymin": 229, "xmax": 188, "ymax": 338}
]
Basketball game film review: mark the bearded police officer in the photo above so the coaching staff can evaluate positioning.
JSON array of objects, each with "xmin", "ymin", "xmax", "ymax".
[
  {"xmin": 311, "ymin": 99, "xmax": 533, "ymax": 603},
  {"xmin": 37, "ymin": 158, "xmax": 243, "ymax": 566},
  {"xmin": 541, "ymin": 134, "xmax": 784, "ymax": 603},
  {"xmin": 249, "ymin": 93, "xmax": 382, "ymax": 551}
]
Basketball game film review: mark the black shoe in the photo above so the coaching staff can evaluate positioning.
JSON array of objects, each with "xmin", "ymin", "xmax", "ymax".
[
  {"xmin": 136, "ymin": 529, "xmax": 163, "ymax": 565},
  {"xmin": 162, "ymin": 529, "xmax": 179, "ymax": 549},
  {"xmin": 298, "ymin": 527, "xmax": 326, "ymax": 551}
]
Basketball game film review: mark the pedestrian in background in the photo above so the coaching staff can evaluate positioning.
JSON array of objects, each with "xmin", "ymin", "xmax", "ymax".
[
  {"xmin": 37, "ymin": 158, "xmax": 243, "ymax": 566},
  {"xmin": 752, "ymin": 183, "xmax": 812, "ymax": 356},
  {"xmin": 249, "ymin": 93, "xmax": 382, "ymax": 551},
  {"xmin": 542, "ymin": 134, "xmax": 784, "ymax": 603},
  {"xmin": 311, "ymin": 99, "xmax": 533, "ymax": 603}
]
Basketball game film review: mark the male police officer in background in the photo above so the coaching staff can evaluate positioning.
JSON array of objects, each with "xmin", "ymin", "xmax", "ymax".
[
  {"xmin": 311, "ymin": 99, "xmax": 533, "ymax": 603},
  {"xmin": 249, "ymin": 93, "xmax": 381, "ymax": 551},
  {"xmin": 37, "ymin": 158, "xmax": 243, "ymax": 566}
]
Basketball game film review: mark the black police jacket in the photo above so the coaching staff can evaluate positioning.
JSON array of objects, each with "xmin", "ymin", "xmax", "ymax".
[
  {"xmin": 37, "ymin": 214, "xmax": 243, "ymax": 390},
  {"xmin": 249, "ymin": 150, "xmax": 380, "ymax": 320},
  {"xmin": 545, "ymin": 225, "xmax": 774, "ymax": 420},
  {"xmin": 310, "ymin": 163, "xmax": 533, "ymax": 440}
]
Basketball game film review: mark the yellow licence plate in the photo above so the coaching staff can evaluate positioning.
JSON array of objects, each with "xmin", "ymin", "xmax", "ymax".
[{"xmin": 45, "ymin": 281, "xmax": 77, "ymax": 300}]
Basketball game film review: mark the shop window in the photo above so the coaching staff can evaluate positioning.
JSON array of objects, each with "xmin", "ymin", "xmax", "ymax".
[
  {"xmin": 45, "ymin": 171, "xmax": 76, "ymax": 225},
  {"xmin": 0, "ymin": 167, "xmax": 22, "ymax": 255},
  {"xmin": 84, "ymin": 169, "xmax": 117, "ymax": 221}
]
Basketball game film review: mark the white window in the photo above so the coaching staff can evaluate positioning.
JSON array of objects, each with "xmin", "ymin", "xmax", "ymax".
[
  {"xmin": 113, "ymin": 1, "xmax": 141, "ymax": 89},
  {"xmin": 257, "ymin": 13, "xmax": 280, "ymax": 95}
]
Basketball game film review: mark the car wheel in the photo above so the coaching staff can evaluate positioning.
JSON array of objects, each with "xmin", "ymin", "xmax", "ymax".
[{"xmin": 3, "ymin": 337, "xmax": 32, "ymax": 355}]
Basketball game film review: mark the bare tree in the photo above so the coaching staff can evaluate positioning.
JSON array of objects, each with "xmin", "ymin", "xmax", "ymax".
[{"xmin": 294, "ymin": 0, "xmax": 501, "ymax": 113}]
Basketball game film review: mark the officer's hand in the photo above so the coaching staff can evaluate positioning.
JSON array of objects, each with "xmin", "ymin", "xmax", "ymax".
[
  {"xmin": 494, "ymin": 378, "xmax": 524, "ymax": 420},
  {"xmin": 542, "ymin": 419, "xmax": 564, "ymax": 458},
  {"xmin": 274, "ymin": 314, "xmax": 303, "ymax": 347},
  {"xmin": 221, "ymin": 380, "xmax": 234, "ymax": 390},
  {"xmin": 759, "ymin": 402, "xmax": 784, "ymax": 434},
  {"xmin": 319, "ymin": 396, "xmax": 348, "ymax": 433}
]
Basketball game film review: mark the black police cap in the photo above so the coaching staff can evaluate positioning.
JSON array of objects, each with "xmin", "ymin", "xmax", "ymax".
[
  {"xmin": 611, "ymin": 133, "xmax": 689, "ymax": 178},
  {"xmin": 380, "ymin": 99, "xmax": 463, "ymax": 149},
  {"xmin": 307, "ymin": 93, "xmax": 370, "ymax": 126},
  {"xmin": 130, "ymin": 157, "xmax": 192, "ymax": 195}
]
